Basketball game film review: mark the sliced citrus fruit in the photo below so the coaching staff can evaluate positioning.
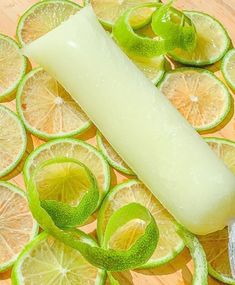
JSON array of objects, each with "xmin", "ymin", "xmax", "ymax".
[
  {"xmin": 32, "ymin": 157, "xmax": 99, "ymax": 228},
  {"xmin": 23, "ymin": 138, "xmax": 110, "ymax": 204},
  {"xmin": 158, "ymin": 68, "xmax": 231, "ymax": 132},
  {"xmin": 197, "ymin": 137, "xmax": 235, "ymax": 284},
  {"xmin": 96, "ymin": 131, "xmax": 134, "ymax": 175},
  {"xmin": 91, "ymin": 0, "xmax": 158, "ymax": 29},
  {"xmin": 12, "ymin": 232, "xmax": 106, "ymax": 285},
  {"xmin": 170, "ymin": 11, "xmax": 230, "ymax": 66},
  {"xmin": 97, "ymin": 179, "xmax": 184, "ymax": 268},
  {"xmin": 0, "ymin": 105, "xmax": 27, "ymax": 178},
  {"xmin": 16, "ymin": 0, "xmax": 80, "ymax": 46},
  {"xmin": 0, "ymin": 181, "xmax": 38, "ymax": 272},
  {"xmin": 17, "ymin": 67, "xmax": 91, "ymax": 140},
  {"xmin": 222, "ymin": 49, "xmax": 235, "ymax": 91},
  {"xmin": 131, "ymin": 55, "xmax": 165, "ymax": 85},
  {"xmin": 0, "ymin": 34, "xmax": 27, "ymax": 102}
]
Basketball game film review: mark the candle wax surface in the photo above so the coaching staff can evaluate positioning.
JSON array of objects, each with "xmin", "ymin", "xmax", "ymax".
[{"xmin": 23, "ymin": 6, "xmax": 235, "ymax": 235}]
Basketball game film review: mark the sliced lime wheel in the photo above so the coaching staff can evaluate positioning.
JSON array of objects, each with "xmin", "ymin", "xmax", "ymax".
[
  {"xmin": 0, "ymin": 182, "xmax": 38, "ymax": 272},
  {"xmin": 158, "ymin": 68, "xmax": 231, "ymax": 132},
  {"xmin": 16, "ymin": 0, "xmax": 80, "ymax": 46},
  {"xmin": 17, "ymin": 67, "xmax": 91, "ymax": 140},
  {"xmin": 97, "ymin": 180, "xmax": 184, "ymax": 268},
  {"xmin": 23, "ymin": 138, "xmax": 110, "ymax": 204},
  {"xmin": 96, "ymin": 131, "xmax": 134, "ymax": 175},
  {"xmin": 0, "ymin": 34, "xmax": 27, "ymax": 102},
  {"xmin": 12, "ymin": 232, "xmax": 106, "ymax": 285},
  {"xmin": 170, "ymin": 11, "xmax": 230, "ymax": 66},
  {"xmin": 91, "ymin": 0, "xmax": 157, "ymax": 29},
  {"xmin": 222, "ymin": 49, "xmax": 235, "ymax": 90},
  {"xmin": 0, "ymin": 105, "xmax": 27, "ymax": 178}
]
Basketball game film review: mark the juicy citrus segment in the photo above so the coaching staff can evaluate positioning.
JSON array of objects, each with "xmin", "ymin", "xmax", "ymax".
[
  {"xmin": 205, "ymin": 137, "xmax": 235, "ymax": 174},
  {"xmin": 158, "ymin": 68, "xmax": 231, "ymax": 132},
  {"xmin": 170, "ymin": 11, "xmax": 230, "ymax": 66},
  {"xmin": 131, "ymin": 55, "xmax": 165, "ymax": 85},
  {"xmin": 0, "ymin": 105, "xmax": 27, "ymax": 178},
  {"xmin": 17, "ymin": 68, "xmax": 91, "ymax": 140},
  {"xmin": 91, "ymin": 0, "xmax": 157, "ymax": 28},
  {"xmin": 96, "ymin": 131, "xmax": 134, "ymax": 175},
  {"xmin": 0, "ymin": 182, "xmax": 38, "ymax": 272},
  {"xmin": 17, "ymin": 0, "xmax": 80, "ymax": 46},
  {"xmin": 222, "ymin": 49, "xmax": 235, "ymax": 90},
  {"xmin": 23, "ymin": 138, "xmax": 110, "ymax": 202},
  {"xmin": 0, "ymin": 34, "xmax": 27, "ymax": 102},
  {"xmin": 12, "ymin": 232, "xmax": 106, "ymax": 285},
  {"xmin": 97, "ymin": 180, "xmax": 184, "ymax": 268}
]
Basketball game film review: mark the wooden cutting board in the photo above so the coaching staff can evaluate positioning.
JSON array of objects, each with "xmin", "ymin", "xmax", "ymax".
[{"xmin": 0, "ymin": 0, "xmax": 235, "ymax": 284}]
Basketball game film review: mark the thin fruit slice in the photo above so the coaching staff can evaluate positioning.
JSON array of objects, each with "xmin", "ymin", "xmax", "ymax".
[
  {"xmin": 96, "ymin": 131, "xmax": 134, "ymax": 175},
  {"xmin": 170, "ymin": 11, "xmax": 230, "ymax": 66},
  {"xmin": 33, "ymin": 157, "xmax": 99, "ymax": 228},
  {"xmin": 16, "ymin": 0, "xmax": 80, "ymax": 46},
  {"xmin": 0, "ymin": 34, "xmax": 27, "ymax": 102},
  {"xmin": 91, "ymin": 0, "xmax": 158, "ymax": 29},
  {"xmin": 198, "ymin": 137, "xmax": 235, "ymax": 284},
  {"xmin": 158, "ymin": 68, "xmax": 231, "ymax": 132},
  {"xmin": 17, "ymin": 67, "xmax": 91, "ymax": 140},
  {"xmin": 222, "ymin": 49, "xmax": 235, "ymax": 90},
  {"xmin": 0, "ymin": 105, "xmax": 27, "ymax": 178},
  {"xmin": 23, "ymin": 138, "xmax": 110, "ymax": 204},
  {"xmin": 12, "ymin": 232, "xmax": 106, "ymax": 285},
  {"xmin": 97, "ymin": 180, "xmax": 184, "ymax": 268},
  {"xmin": 0, "ymin": 181, "xmax": 38, "ymax": 272},
  {"xmin": 177, "ymin": 226, "xmax": 208, "ymax": 285},
  {"xmin": 131, "ymin": 55, "xmax": 165, "ymax": 85}
]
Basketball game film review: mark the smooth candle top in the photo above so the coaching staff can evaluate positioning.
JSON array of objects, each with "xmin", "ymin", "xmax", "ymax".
[{"xmin": 23, "ymin": 6, "xmax": 235, "ymax": 235}]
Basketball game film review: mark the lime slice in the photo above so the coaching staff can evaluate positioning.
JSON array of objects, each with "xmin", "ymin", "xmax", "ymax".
[
  {"xmin": 0, "ymin": 181, "xmax": 38, "ymax": 272},
  {"xmin": 23, "ymin": 138, "xmax": 110, "ymax": 204},
  {"xmin": 96, "ymin": 131, "xmax": 134, "ymax": 176},
  {"xmin": 198, "ymin": 137, "xmax": 235, "ymax": 284},
  {"xmin": 131, "ymin": 55, "xmax": 165, "ymax": 85},
  {"xmin": 0, "ymin": 105, "xmax": 27, "ymax": 178},
  {"xmin": 177, "ymin": 226, "xmax": 208, "ymax": 285},
  {"xmin": 170, "ymin": 11, "xmax": 230, "ymax": 66},
  {"xmin": 158, "ymin": 68, "xmax": 231, "ymax": 132},
  {"xmin": 97, "ymin": 179, "xmax": 184, "ymax": 268},
  {"xmin": 16, "ymin": 0, "xmax": 80, "ymax": 46},
  {"xmin": 91, "ymin": 0, "xmax": 157, "ymax": 29},
  {"xmin": 222, "ymin": 49, "xmax": 235, "ymax": 90},
  {"xmin": 16, "ymin": 67, "xmax": 91, "ymax": 140},
  {"xmin": 0, "ymin": 34, "xmax": 27, "ymax": 102},
  {"xmin": 12, "ymin": 232, "xmax": 106, "ymax": 285},
  {"xmin": 32, "ymin": 157, "xmax": 99, "ymax": 228}
]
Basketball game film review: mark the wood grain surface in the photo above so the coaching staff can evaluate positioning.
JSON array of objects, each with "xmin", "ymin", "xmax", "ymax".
[{"xmin": 0, "ymin": 0, "xmax": 235, "ymax": 284}]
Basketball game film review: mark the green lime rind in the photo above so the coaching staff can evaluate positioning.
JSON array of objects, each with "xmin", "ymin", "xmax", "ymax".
[
  {"xmin": 34, "ymin": 157, "xmax": 99, "ymax": 228},
  {"xmin": 97, "ymin": 180, "xmax": 185, "ymax": 269},
  {"xmin": 0, "ymin": 105, "xmax": 27, "ymax": 178},
  {"xmin": 16, "ymin": 0, "xmax": 81, "ymax": 46},
  {"xmin": 170, "ymin": 11, "xmax": 231, "ymax": 66},
  {"xmin": 177, "ymin": 226, "xmax": 208, "ymax": 285},
  {"xmin": 27, "ymin": 169, "xmax": 159, "ymax": 271},
  {"xmin": 96, "ymin": 131, "xmax": 134, "ymax": 176},
  {"xmin": 112, "ymin": 3, "xmax": 196, "ymax": 58},
  {"xmin": 208, "ymin": 264, "xmax": 235, "ymax": 285},
  {"xmin": 12, "ymin": 232, "xmax": 106, "ymax": 285},
  {"xmin": 157, "ymin": 67, "xmax": 232, "ymax": 133},
  {"xmin": 0, "ymin": 34, "xmax": 27, "ymax": 102},
  {"xmin": 151, "ymin": 2, "xmax": 197, "ymax": 52},
  {"xmin": 0, "ymin": 181, "xmax": 38, "ymax": 272},
  {"xmin": 222, "ymin": 49, "xmax": 235, "ymax": 90},
  {"xmin": 16, "ymin": 67, "xmax": 92, "ymax": 140},
  {"xmin": 23, "ymin": 138, "xmax": 110, "ymax": 206}
]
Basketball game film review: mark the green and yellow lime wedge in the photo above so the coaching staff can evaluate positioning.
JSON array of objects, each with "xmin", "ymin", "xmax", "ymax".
[
  {"xmin": 222, "ymin": 49, "xmax": 235, "ymax": 90},
  {"xmin": 0, "ymin": 182, "xmax": 38, "ymax": 272}
]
